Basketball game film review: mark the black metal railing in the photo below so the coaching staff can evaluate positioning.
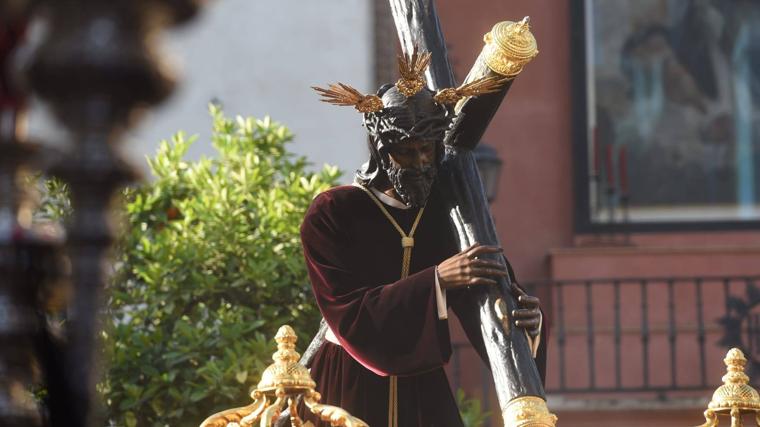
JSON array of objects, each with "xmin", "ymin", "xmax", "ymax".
[
  {"xmin": 545, "ymin": 275, "xmax": 760, "ymax": 394},
  {"xmin": 449, "ymin": 275, "xmax": 760, "ymax": 399}
]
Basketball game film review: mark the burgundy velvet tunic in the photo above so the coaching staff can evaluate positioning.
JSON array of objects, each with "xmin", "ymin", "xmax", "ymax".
[
  {"xmin": 298, "ymin": 184, "xmax": 460, "ymax": 426},
  {"xmin": 298, "ymin": 184, "xmax": 546, "ymax": 426}
]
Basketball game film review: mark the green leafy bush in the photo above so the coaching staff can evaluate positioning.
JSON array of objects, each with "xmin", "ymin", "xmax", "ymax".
[
  {"xmin": 93, "ymin": 106, "xmax": 340, "ymax": 426},
  {"xmin": 456, "ymin": 389, "xmax": 491, "ymax": 427}
]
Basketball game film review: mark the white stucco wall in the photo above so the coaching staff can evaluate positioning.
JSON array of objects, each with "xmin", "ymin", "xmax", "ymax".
[{"xmin": 29, "ymin": 0, "xmax": 373, "ymax": 182}]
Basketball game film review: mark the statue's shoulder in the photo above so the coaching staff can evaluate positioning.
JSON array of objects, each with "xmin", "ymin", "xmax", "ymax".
[
  {"xmin": 302, "ymin": 185, "xmax": 366, "ymax": 236},
  {"xmin": 314, "ymin": 184, "xmax": 364, "ymax": 205},
  {"xmin": 307, "ymin": 185, "xmax": 366, "ymax": 217}
]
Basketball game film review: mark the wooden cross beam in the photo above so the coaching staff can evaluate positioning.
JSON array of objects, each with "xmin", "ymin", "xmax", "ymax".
[{"xmin": 389, "ymin": 1, "xmax": 555, "ymax": 424}]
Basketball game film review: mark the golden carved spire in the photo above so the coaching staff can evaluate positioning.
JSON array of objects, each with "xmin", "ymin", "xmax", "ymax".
[
  {"xmin": 257, "ymin": 325, "xmax": 316, "ymax": 393},
  {"xmin": 696, "ymin": 348, "xmax": 760, "ymax": 427},
  {"xmin": 200, "ymin": 325, "xmax": 368, "ymax": 427}
]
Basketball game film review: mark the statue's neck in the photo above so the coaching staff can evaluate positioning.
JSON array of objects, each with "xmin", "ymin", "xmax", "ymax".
[
  {"xmin": 371, "ymin": 181, "xmax": 398, "ymax": 201},
  {"xmin": 368, "ymin": 183, "xmax": 410, "ymax": 210},
  {"xmin": 380, "ymin": 185, "xmax": 402, "ymax": 203}
]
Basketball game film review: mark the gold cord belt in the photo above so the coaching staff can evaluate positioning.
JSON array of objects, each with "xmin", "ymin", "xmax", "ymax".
[{"xmin": 357, "ymin": 185, "xmax": 425, "ymax": 427}]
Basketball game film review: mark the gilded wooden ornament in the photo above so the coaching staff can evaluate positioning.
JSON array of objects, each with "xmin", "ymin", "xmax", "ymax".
[
  {"xmin": 482, "ymin": 16, "xmax": 539, "ymax": 78},
  {"xmin": 433, "ymin": 76, "xmax": 506, "ymax": 105},
  {"xmin": 314, "ymin": 44, "xmax": 507, "ymax": 112},
  {"xmin": 257, "ymin": 326, "xmax": 316, "ymax": 393},
  {"xmin": 312, "ymin": 84, "xmax": 384, "ymax": 113},
  {"xmin": 303, "ymin": 392, "xmax": 368, "ymax": 427},
  {"xmin": 395, "ymin": 46, "xmax": 431, "ymax": 97},
  {"xmin": 502, "ymin": 396, "xmax": 558, "ymax": 427},
  {"xmin": 696, "ymin": 348, "xmax": 760, "ymax": 426},
  {"xmin": 200, "ymin": 325, "xmax": 367, "ymax": 427}
]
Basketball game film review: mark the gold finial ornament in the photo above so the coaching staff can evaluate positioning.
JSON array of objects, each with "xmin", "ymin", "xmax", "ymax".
[
  {"xmin": 256, "ymin": 325, "xmax": 316, "ymax": 393},
  {"xmin": 503, "ymin": 396, "xmax": 558, "ymax": 427},
  {"xmin": 200, "ymin": 325, "xmax": 368, "ymax": 427},
  {"xmin": 395, "ymin": 46, "xmax": 432, "ymax": 97},
  {"xmin": 696, "ymin": 348, "xmax": 760, "ymax": 427},
  {"xmin": 482, "ymin": 16, "xmax": 539, "ymax": 78}
]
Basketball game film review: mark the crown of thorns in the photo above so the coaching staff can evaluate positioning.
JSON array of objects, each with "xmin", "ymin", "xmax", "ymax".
[{"xmin": 312, "ymin": 47, "xmax": 506, "ymax": 113}]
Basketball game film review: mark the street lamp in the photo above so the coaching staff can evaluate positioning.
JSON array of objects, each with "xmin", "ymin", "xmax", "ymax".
[{"xmin": 473, "ymin": 143, "xmax": 503, "ymax": 203}]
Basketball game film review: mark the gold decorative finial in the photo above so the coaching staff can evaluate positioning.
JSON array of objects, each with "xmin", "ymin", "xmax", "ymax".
[
  {"xmin": 257, "ymin": 325, "xmax": 316, "ymax": 394},
  {"xmin": 482, "ymin": 16, "xmax": 539, "ymax": 78},
  {"xmin": 696, "ymin": 348, "xmax": 760, "ymax": 427},
  {"xmin": 503, "ymin": 396, "xmax": 558, "ymax": 427},
  {"xmin": 514, "ymin": 16, "xmax": 531, "ymax": 35},
  {"xmin": 200, "ymin": 325, "xmax": 368, "ymax": 427}
]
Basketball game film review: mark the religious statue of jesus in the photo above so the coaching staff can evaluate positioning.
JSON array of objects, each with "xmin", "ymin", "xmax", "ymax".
[{"xmin": 298, "ymin": 49, "xmax": 546, "ymax": 427}]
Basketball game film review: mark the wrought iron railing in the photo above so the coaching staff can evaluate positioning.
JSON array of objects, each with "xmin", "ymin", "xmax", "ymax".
[
  {"xmin": 544, "ymin": 275, "xmax": 760, "ymax": 394},
  {"xmin": 449, "ymin": 275, "xmax": 760, "ymax": 400}
]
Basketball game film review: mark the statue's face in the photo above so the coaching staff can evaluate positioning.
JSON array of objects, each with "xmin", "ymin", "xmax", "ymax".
[{"xmin": 386, "ymin": 139, "xmax": 438, "ymax": 208}]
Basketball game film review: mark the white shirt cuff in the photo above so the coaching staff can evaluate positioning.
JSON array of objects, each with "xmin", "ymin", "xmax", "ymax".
[{"xmin": 434, "ymin": 267, "xmax": 448, "ymax": 320}]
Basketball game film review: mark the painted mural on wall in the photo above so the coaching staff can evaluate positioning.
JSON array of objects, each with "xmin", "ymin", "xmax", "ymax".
[{"xmin": 587, "ymin": 0, "xmax": 760, "ymax": 223}]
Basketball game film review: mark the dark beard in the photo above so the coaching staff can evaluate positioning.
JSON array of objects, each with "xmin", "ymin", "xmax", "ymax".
[{"xmin": 386, "ymin": 164, "xmax": 437, "ymax": 208}]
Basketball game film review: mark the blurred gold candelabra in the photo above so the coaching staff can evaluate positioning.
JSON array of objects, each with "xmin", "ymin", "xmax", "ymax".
[
  {"xmin": 200, "ymin": 325, "xmax": 368, "ymax": 427},
  {"xmin": 697, "ymin": 348, "xmax": 760, "ymax": 427}
]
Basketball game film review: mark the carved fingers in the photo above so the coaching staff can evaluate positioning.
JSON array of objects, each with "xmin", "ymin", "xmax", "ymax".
[
  {"xmin": 513, "ymin": 294, "xmax": 541, "ymax": 337},
  {"xmin": 438, "ymin": 243, "xmax": 507, "ymax": 290},
  {"xmin": 464, "ymin": 242, "xmax": 502, "ymax": 259}
]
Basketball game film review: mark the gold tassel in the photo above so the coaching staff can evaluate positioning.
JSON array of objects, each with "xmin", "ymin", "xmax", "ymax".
[{"xmin": 356, "ymin": 185, "xmax": 425, "ymax": 427}]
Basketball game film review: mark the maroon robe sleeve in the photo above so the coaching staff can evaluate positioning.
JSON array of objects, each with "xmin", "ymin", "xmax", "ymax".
[{"xmin": 300, "ymin": 192, "xmax": 451, "ymax": 377}]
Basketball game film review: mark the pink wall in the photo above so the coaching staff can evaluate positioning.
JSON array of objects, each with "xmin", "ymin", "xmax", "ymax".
[
  {"xmin": 437, "ymin": 0, "xmax": 575, "ymax": 283},
  {"xmin": 552, "ymin": 244, "xmax": 760, "ymax": 280},
  {"xmin": 436, "ymin": 1, "xmax": 760, "ymax": 283},
  {"xmin": 435, "ymin": 1, "xmax": 760, "ymax": 425}
]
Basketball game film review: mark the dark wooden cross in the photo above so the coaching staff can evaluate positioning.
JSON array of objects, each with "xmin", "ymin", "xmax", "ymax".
[{"xmin": 388, "ymin": 0, "xmax": 547, "ymax": 417}]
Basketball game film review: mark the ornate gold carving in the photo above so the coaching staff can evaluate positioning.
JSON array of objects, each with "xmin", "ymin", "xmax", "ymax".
[
  {"xmin": 257, "ymin": 326, "xmax": 316, "ymax": 393},
  {"xmin": 199, "ymin": 325, "xmax": 368, "ymax": 427},
  {"xmin": 433, "ymin": 88, "xmax": 460, "ymax": 105},
  {"xmin": 312, "ymin": 84, "xmax": 384, "ymax": 113},
  {"xmin": 695, "ymin": 348, "xmax": 760, "ymax": 426},
  {"xmin": 315, "ymin": 40, "xmax": 515, "ymax": 115},
  {"xmin": 482, "ymin": 16, "xmax": 539, "ymax": 78},
  {"xmin": 502, "ymin": 396, "xmax": 558, "ymax": 427},
  {"xmin": 433, "ymin": 76, "xmax": 507, "ymax": 105},
  {"xmin": 198, "ymin": 397, "xmax": 265, "ymax": 427},
  {"xmin": 259, "ymin": 395, "xmax": 285, "ymax": 427},
  {"xmin": 697, "ymin": 409, "xmax": 719, "ymax": 427},
  {"xmin": 395, "ymin": 46, "xmax": 431, "ymax": 97},
  {"xmin": 304, "ymin": 391, "xmax": 368, "ymax": 427}
]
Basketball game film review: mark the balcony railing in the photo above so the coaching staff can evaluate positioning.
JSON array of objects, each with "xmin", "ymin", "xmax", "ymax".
[
  {"xmin": 449, "ymin": 275, "xmax": 760, "ymax": 401},
  {"xmin": 544, "ymin": 275, "xmax": 760, "ymax": 395}
]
